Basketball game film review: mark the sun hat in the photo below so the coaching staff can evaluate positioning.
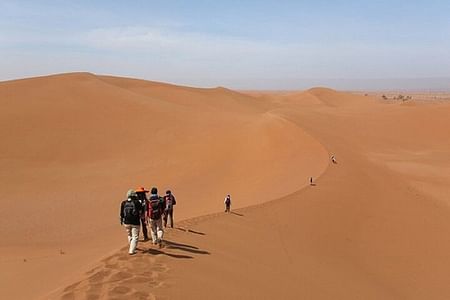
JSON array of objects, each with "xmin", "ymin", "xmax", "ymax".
[{"xmin": 136, "ymin": 186, "xmax": 149, "ymax": 193}]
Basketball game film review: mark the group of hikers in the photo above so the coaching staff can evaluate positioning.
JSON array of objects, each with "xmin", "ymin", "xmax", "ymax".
[
  {"xmin": 120, "ymin": 155, "xmax": 337, "ymax": 255},
  {"xmin": 120, "ymin": 187, "xmax": 233, "ymax": 255},
  {"xmin": 120, "ymin": 187, "xmax": 177, "ymax": 255}
]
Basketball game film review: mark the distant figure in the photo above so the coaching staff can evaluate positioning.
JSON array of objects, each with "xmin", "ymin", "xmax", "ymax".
[
  {"xmin": 224, "ymin": 194, "xmax": 231, "ymax": 213},
  {"xmin": 135, "ymin": 187, "xmax": 149, "ymax": 241},
  {"xmin": 310, "ymin": 177, "xmax": 313, "ymax": 185},
  {"xmin": 163, "ymin": 190, "xmax": 177, "ymax": 228},
  {"xmin": 120, "ymin": 189, "xmax": 143, "ymax": 255},
  {"xmin": 148, "ymin": 187, "xmax": 165, "ymax": 247},
  {"xmin": 331, "ymin": 155, "xmax": 337, "ymax": 164}
]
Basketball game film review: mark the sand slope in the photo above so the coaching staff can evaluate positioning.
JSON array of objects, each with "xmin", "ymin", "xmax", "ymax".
[
  {"xmin": 1, "ymin": 73, "xmax": 450, "ymax": 299},
  {"xmin": 0, "ymin": 73, "xmax": 327, "ymax": 299}
]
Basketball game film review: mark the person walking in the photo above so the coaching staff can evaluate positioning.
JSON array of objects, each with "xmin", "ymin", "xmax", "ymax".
[
  {"xmin": 120, "ymin": 189, "xmax": 143, "ymax": 255},
  {"xmin": 135, "ymin": 186, "xmax": 149, "ymax": 241},
  {"xmin": 224, "ymin": 194, "xmax": 231, "ymax": 213},
  {"xmin": 331, "ymin": 155, "xmax": 337, "ymax": 164},
  {"xmin": 163, "ymin": 190, "xmax": 177, "ymax": 228},
  {"xmin": 148, "ymin": 187, "xmax": 165, "ymax": 247}
]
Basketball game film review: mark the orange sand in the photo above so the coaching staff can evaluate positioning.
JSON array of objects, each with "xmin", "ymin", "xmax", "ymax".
[{"xmin": 0, "ymin": 73, "xmax": 449, "ymax": 299}]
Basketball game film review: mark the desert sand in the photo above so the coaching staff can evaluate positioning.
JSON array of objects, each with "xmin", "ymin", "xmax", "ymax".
[{"xmin": 1, "ymin": 73, "xmax": 449, "ymax": 299}]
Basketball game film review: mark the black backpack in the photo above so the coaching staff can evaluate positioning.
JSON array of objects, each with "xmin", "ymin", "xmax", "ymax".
[
  {"xmin": 149, "ymin": 198, "xmax": 162, "ymax": 220},
  {"xmin": 123, "ymin": 200, "xmax": 138, "ymax": 219}
]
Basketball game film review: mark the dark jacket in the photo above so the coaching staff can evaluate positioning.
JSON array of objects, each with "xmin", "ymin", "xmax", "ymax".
[
  {"xmin": 136, "ymin": 192, "xmax": 149, "ymax": 219},
  {"xmin": 164, "ymin": 194, "xmax": 176, "ymax": 211},
  {"xmin": 120, "ymin": 198, "xmax": 143, "ymax": 226}
]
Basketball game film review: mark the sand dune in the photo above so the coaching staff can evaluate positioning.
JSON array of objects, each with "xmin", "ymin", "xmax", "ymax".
[
  {"xmin": 0, "ymin": 73, "xmax": 327, "ymax": 299},
  {"xmin": 1, "ymin": 73, "xmax": 449, "ymax": 299}
]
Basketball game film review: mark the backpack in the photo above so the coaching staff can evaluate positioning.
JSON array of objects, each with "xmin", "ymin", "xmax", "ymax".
[
  {"xmin": 123, "ymin": 200, "xmax": 138, "ymax": 219},
  {"xmin": 149, "ymin": 198, "xmax": 162, "ymax": 220},
  {"xmin": 165, "ymin": 195, "xmax": 175, "ymax": 210}
]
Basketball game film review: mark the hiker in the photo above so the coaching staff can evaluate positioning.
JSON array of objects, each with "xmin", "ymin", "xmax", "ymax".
[
  {"xmin": 120, "ymin": 189, "xmax": 143, "ymax": 255},
  {"xmin": 331, "ymin": 155, "xmax": 337, "ymax": 164},
  {"xmin": 310, "ymin": 177, "xmax": 313, "ymax": 185},
  {"xmin": 135, "ymin": 186, "xmax": 150, "ymax": 241},
  {"xmin": 163, "ymin": 190, "xmax": 177, "ymax": 228},
  {"xmin": 224, "ymin": 194, "xmax": 231, "ymax": 212},
  {"xmin": 148, "ymin": 187, "xmax": 165, "ymax": 247}
]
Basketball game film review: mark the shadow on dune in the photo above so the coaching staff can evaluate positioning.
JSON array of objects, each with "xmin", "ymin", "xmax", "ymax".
[
  {"xmin": 164, "ymin": 240, "xmax": 211, "ymax": 255},
  {"xmin": 175, "ymin": 227, "xmax": 206, "ymax": 235},
  {"xmin": 230, "ymin": 211, "xmax": 244, "ymax": 217},
  {"xmin": 164, "ymin": 240, "xmax": 199, "ymax": 249},
  {"xmin": 144, "ymin": 248, "xmax": 194, "ymax": 259},
  {"xmin": 187, "ymin": 229, "xmax": 206, "ymax": 235}
]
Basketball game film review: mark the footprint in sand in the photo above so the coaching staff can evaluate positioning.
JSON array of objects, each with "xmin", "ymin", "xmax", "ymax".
[
  {"xmin": 110, "ymin": 270, "xmax": 131, "ymax": 281},
  {"xmin": 117, "ymin": 254, "xmax": 130, "ymax": 261},
  {"xmin": 104, "ymin": 262, "xmax": 119, "ymax": 269},
  {"xmin": 147, "ymin": 278, "xmax": 165, "ymax": 288},
  {"xmin": 130, "ymin": 291, "xmax": 156, "ymax": 300},
  {"xmin": 141, "ymin": 270, "xmax": 154, "ymax": 277},
  {"xmin": 60, "ymin": 292, "xmax": 75, "ymax": 300},
  {"xmin": 54, "ymin": 239, "xmax": 173, "ymax": 299},
  {"xmin": 151, "ymin": 263, "xmax": 169, "ymax": 274},
  {"xmin": 109, "ymin": 285, "xmax": 132, "ymax": 295},
  {"xmin": 85, "ymin": 293, "xmax": 101, "ymax": 300},
  {"xmin": 131, "ymin": 276, "xmax": 151, "ymax": 283},
  {"xmin": 86, "ymin": 294, "xmax": 100, "ymax": 300},
  {"xmin": 63, "ymin": 281, "xmax": 81, "ymax": 293},
  {"xmin": 85, "ymin": 265, "xmax": 102, "ymax": 275},
  {"xmin": 88, "ymin": 269, "xmax": 111, "ymax": 283}
]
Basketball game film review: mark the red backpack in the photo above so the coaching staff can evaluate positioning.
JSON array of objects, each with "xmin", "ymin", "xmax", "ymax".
[{"xmin": 149, "ymin": 198, "xmax": 162, "ymax": 220}]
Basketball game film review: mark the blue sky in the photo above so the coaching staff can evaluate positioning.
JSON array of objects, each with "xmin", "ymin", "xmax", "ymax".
[{"xmin": 1, "ymin": 0, "xmax": 449, "ymax": 89}]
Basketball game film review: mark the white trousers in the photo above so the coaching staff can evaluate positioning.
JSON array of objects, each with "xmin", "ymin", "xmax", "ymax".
[
  {"xmin": 124, "ymin": 224, "xmax": 140, "ymax": 254},
  {"xmin": 149, "ymin": 218, "xmax": 164, "ymax": 244}
]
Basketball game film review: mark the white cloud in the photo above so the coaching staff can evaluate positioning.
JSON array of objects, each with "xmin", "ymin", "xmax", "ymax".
[
  {"xmin": 81, "ymin": 26, "xmax": 289, "ymax": 60},
  {"xmin": 1, "ymin": 24, "xmax": 450, "ymax": 89}
]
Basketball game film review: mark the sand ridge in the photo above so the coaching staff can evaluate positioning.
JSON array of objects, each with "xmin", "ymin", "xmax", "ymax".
[{"xmin": 0, "ymin": 73, "xmax": 328, "ymax": 299}]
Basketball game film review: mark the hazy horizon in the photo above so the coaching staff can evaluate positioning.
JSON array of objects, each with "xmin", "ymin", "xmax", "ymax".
[
  {"xmin": 1, "ymin": 1, "xmax": 449, "ymax": 90},
  {"xmin": 2, "ymin": 72, "xmax": 450, "ymax": 92}
]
